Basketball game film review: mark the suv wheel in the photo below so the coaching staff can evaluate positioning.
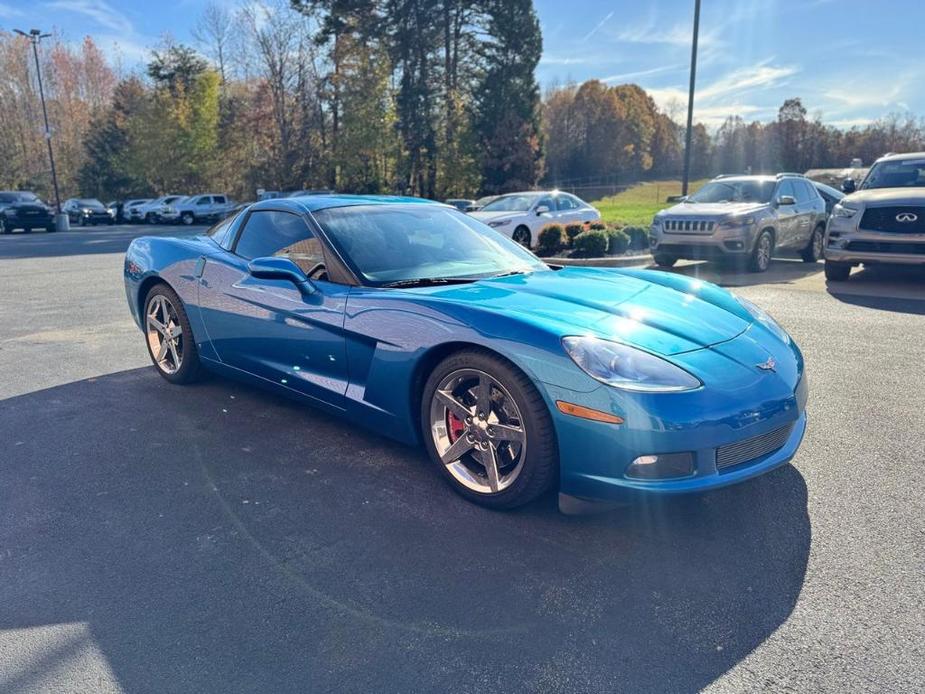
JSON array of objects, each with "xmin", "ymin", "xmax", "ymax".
[
  {"xmin": 748, "ymin": 230, "xmax": 774, "ymax": 272},
  {"xmin": 181, "ymin": 212, "xmax": 195, "ymax": 225},
  {"xmin": 801, "ymin": 225, "xmax": 824, "ymax": 263},
  {"xmin": 653, "ymin": 253, "xmax": 677, "ymax": 268},
  {"xmin": 824, "ymin": 261, "xmax": 851, "ymax": 282},
  {"xmin": 0, "ymin": 217, "xmax": 7, "ymax": 234}
]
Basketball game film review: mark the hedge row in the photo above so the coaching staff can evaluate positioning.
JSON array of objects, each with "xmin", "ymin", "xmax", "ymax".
[{"xmin": 536, "ymin": 222, "xmax": 648, "ymax": 257}]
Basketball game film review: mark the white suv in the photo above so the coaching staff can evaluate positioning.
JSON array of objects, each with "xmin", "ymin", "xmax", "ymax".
[
  {"xmin": 162, "ymin": 194, "xmax": 236, "ymax": 225},
  {"xmin": 468, "ymin": 191, "xmax": 601, "ymax": 247},
  {"xmin": 136, "ymin": 195, "xmax": 185, "ymax": 224}
]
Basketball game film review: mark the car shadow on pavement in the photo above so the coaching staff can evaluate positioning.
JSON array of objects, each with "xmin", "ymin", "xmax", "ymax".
[
  {"xmin": 0, "ymin": 226, "xmax": 204, "ymax": 260},
  {"xmin": 0, "ymin": 368, "xmax": 811, "ymax": 693},
  {"xmin": 825, "ymin": 265, "xmax": 925, "ymax": 314},
  {"xmin": 653, "ymin": 257, "xmax": 824, "ymax": 288}
]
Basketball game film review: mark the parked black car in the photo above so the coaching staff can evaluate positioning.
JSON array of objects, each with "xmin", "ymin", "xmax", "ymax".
[
  {"xmin": 0, "ymin": 191, "xmax": 55, "ymax": 234},
  {"xmin": 63, "ymin": 198, "xmax": 114, "ymax": 226}
]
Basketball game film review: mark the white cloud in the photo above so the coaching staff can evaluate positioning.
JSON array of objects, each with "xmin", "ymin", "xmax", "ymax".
[
  {"xmin": 601, "ymin": 64, "xmax": 686, "ymax": 84},
  {"xmin": 581, "ymin": 11, "xmax": 614, "ymax": 42},
  {"xmin": 0, "ymin": 2, "xmax": 25, "ymax": 19},
  {"xmin": 45, "ymin": 0, "xmax": 133, "ymax": 35}
]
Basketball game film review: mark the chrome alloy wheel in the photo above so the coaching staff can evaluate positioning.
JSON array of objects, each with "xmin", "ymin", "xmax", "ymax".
[
  {"xmin": 429, "ymin": 368, "xmax": 527, "ymax": 494},
  {"xmin": 812, "ymin": 229, "xmax": 824, "ymax": 260},
  {"xmin": 145, "ymin": 295, "xmax": 184, "ymax": 375},
  {"xmin": 756, "ymin": 233, "xmax": 772, "ymax": 270}
]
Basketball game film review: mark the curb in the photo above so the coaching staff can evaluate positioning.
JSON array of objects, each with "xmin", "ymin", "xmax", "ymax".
[{"xmin": 546, "ymin": 254, "xmax": 653, "ymax": 268}]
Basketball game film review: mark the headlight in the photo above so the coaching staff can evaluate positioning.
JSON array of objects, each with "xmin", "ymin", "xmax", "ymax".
[
  {"xmin": 717, "ymin": 215, "xmax": 755, "ymax": 230},
  {"xmin": 488, "ymin": 219, "xmax": 511, "ymax": 228},
  {"xmin": 832, "ymin": 203, "xmax": 859, "ymax": 218},
  {"xmin": 735, "ymin": 295, "xmax": 790, "ymax": 344},
  {"xmin": 562, "ymin": 336, "xmax": 701, "ymax": 392}
]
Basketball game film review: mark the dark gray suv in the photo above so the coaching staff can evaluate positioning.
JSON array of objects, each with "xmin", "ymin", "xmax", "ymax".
[{"xmin": 650, "ymin": 174, "xmax": 828, "ymax": 272}]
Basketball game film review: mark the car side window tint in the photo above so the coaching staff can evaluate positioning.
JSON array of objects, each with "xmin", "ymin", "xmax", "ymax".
[
  {"xmin": 566, "ymin": 194, "xmax": 585, "ymax": 209},
  {"xmin": 536, "ymin": 196, "xmax": 554, "ymax": 211},
  {"xmin": 555, "ymin": 196, "xmax": 576, "ymax": 211},
  {"xmin": 196, "ymin": 197, "xmax": 211, "ymax": 206},
  {"xmin": 777, "ymin": 180, "xmax": 796, "ymax": 201},
  {"xmin": 235, "ymin": 210, "xmax": 326, "ymax": 276},
  {"xmin": 213, "ymin": 195, "xmax": 226, "ymax": 204}
]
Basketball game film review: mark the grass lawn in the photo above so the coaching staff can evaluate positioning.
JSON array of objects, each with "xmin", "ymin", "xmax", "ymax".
[{"xmin": 592, "ymin": 179, "xmax": 708, "ymax": 227}]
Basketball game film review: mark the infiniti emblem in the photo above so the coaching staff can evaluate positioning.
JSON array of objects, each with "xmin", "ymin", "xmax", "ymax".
[
  {"xmin": 896, "ymin": 212, "xmax": 918, "ymax": 223},
  {"xmin": 756, "ymin": 357, "xmax": 776, "ymax": 372}
]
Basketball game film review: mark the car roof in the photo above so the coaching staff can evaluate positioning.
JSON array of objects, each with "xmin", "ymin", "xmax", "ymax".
[
  {"xmin": 875, "ymin": 151, "xmax": 925, "ymax": 163},
  {"xmin": 250, "ymin": 194, "xmax": 440, "ymax": 214}
]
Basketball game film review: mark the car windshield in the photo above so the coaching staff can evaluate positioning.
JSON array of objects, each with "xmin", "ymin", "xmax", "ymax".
[
  {"xmin": 479, "ymin": 194, "xmax": 539, "ymax": 213},
  {"xmin": 688, "ymin": 180, "xmax": 776, "ymax": 203},
  {"xmin": 0, "ymin": 192, "xmax": 37, "ymax": 203},
  {"xmin": 313, "ymin": 204, "xmax": 547, "ymax": 286},
  {"xmin": 78, "ymin": 198, "xmax": 104, "ymax": 207},
  {"xmin": 861, "ymin": 160, "xmax": 925, "ymax": 189}
]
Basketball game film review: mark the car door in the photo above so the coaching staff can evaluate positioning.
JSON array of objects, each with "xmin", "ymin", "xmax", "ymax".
[
  {"xmin": 195, "ymin": 195, "xmax": 213, "ymax": 220},
  {"xmin": 554, "ymin": 194, "xmax": 580, "ymax": 225},
  {"xmin": 790, "ymin": 180, "xmax": 815, "ymax": 248},
  {"xmin": 212, "ymin": 195, "xmax": 228, "ymax": 218},
  {"xmin": 197, "ymin": 208, "xmax": 349, "ymax": 408},
  {"xmin": 529, "ymin": 195, "xmax": 556, "ymax": 236},
  {"xmin": 774, "ymin": 180, "xmax": 799, "ymax": 248}
]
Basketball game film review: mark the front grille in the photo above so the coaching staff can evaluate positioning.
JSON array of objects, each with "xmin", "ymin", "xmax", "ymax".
[
  {"xmin": 716, "ymin": 423, "xmax": 794, "ymax": 472},
  {"xmin": 860, "ymin": 206, "xmax": 925, "ymax": 234},
  {"xmin": 846, "ymin": 241, "xmax": 925, "ymax": 255},
  {"xmin": 663, "ymin": 219, "xmax": 715, "ymax": 233}
]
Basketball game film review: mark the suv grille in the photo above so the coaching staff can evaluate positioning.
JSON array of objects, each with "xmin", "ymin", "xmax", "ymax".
[
  {"xmin": 860, "ymin": 206, "xmax": 925, "ymax": 234},
  {"xmin": 846, "ymin": 241, "xmax": 925, "ymax": 255},
  {"xmin": 716, "ymin": 423, "xmax": 794, "ymax": 472},
  {"xmin": 663, "ymin": 219, "xmax": 715, "ymax": 233}
]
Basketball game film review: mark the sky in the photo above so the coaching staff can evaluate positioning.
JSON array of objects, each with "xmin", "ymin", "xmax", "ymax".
[{"xmin": 1, "ymin": 0, "xmax": 922, "ymax": 129}]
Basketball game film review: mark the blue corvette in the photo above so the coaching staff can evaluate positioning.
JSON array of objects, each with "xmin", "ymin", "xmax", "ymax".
[{"xmin": 124, "ymin": 195, "xmax": 807, "ymax": 510}]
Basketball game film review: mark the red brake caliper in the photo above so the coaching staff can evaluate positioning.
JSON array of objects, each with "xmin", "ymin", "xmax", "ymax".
[{"xmin": 446, "ymin": 411, "xmax": 466, "ymax": 443}]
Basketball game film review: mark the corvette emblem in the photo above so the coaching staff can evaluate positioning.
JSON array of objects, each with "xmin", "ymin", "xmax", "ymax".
[
  {"xmin": 756, "ymin": 357, "xmax": 776, "ymax": 372},
  {"xmin": 896, "ymin": 212, "xmax": 918, "ymax": 223}
]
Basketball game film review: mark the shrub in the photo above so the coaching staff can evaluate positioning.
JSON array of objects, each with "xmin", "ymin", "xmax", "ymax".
[
  {"xmin": 572, "ymin": 230, "xmax": 609, "ymax": 257},
  {"xmin": 605, "ymin": 227, "xmax": 630, "ymax": 255},
  {"xmin": 589, "ymin": 221, "xmax": 606, "ymax": 231},
  {"xmin": 564, "ymin": 223, "xmax": 585, "ymax": 243},
  {"xmin": 537, "ymin": 224, "xmax": 566, "ymax": 256},
  {"xmin": 622, "ymin": 225, "xmax": 649, "ymax": 251}
]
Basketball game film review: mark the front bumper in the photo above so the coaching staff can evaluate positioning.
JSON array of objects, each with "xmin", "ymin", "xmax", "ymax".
[
  {"xmin": 650, "ymin": 225, "xmax": 755, "ymax": 257},
  {"xmin": 5, "ymin": 211, "xmax": 53, "ymax": 228},
  {"xmin": 825, "ymin": 216, "xmax": 925, "ymax": 265},
  {"xmin": 545, "ymin": 330, "xmax": 808, "ymax": 502}
]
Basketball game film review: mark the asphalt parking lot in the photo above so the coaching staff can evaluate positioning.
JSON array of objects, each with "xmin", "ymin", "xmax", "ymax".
[{"xmin": 1, "ymin": 225, "xmax": 923, "ymax": 693}]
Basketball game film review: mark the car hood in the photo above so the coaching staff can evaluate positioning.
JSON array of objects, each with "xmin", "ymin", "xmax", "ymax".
[
  {"xmin": 843, "ymin": 188, "xmax": 925, "ymax": 206},
  {"xmin": 421, "ymin": 267, "xmax": 752, "ymax": 356},
  {"xmin": 469, "ymin": 210, "xmax": 525, "ymax": 222},
  {"xmin": 660, "ymin": 202, "xmax": 767, "ymax": 218}
]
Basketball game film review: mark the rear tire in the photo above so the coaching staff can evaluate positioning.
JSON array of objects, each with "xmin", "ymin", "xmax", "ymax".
[
  {"xmin": 748, "ymin": 230, "xmax": 774, "ymax": 272},
  {"xmin": 653, "ymin": 253, "xmax": 677, "ymax": 268},
  {"xmin": 181, "ymin": 212, "xmax": 194, "ymax": 225},
  {"xmin": 420, "ymin": 349, "xmax": 557, "ymax": 509},
  {"xmin": 824, "ymin": 261, "xmax": 851, "ymax": 282},
  {"xmin": 0, "ymin": 218, "xmax": 6, "ymax": 234},
  {"xmin": 143, "ymin": 283, "xmax": 203, "ymax": 384},
  {"xmin": 801, "ymin": 225, "xmax": 824, "ymax": 263}
]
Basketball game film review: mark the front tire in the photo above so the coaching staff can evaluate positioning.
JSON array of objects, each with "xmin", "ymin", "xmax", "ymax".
[
  {"xmin": 801, "ymin": 225, "xmax": 824, "ymax": 263},
  {"xmin": 512, "ymin": 226, "xmax": 531, "ymax": 248},
  {"xmin": 0, "ymin": 217, "xmax": 7, "ymax": 234},
  {"xmin": 181, "ymin": 212, "xmax": 194, "ymax": 225},
  {"xmin": 421, "ymin": 349, "xmax": 557, "ymax": 509},
  {"xmin": 748, "ymin": 230, "xmax": 774, "ymax": 272},
  {"xmin": 143, "ymin": 284, "xmax": 203, "ymax": 384},
  {"xmin": 653, "ymin": 253, "xmax": 677, "ymax": 268},
  {"xmin": 824, "ymin": 261, "xmax": 852, "ymax": 281}
]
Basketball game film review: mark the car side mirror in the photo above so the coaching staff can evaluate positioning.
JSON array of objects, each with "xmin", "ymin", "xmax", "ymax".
[
  {"xmin": 247, "ymin": 257, "xmax": 315, "ymax": 294},
  {"xmin": 841, "ymin": 178, "xmax": 856, "ymax": 194},
  {"xmin": 535, "ymin": 205, "xmax": 551, "ymax": 215},
  {"xmin": 777, "ymin": 195, "xmax": 796, "ymax": 207}
]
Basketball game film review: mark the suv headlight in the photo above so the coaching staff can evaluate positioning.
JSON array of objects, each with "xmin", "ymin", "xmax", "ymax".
[
  {"xmin": 735, "ymin": 295, "xmax": 790, "ymax": 344},
  {"xmin": 717, "ymin": 215, "xmax": 756, "ymax": 230},
  {"xmin": 562, "ymin": 336, "xmax": 701, "ymax": 392},
  {"xmin": 832, "ymin": 203, "xmax": 859, "ymax": 218}
]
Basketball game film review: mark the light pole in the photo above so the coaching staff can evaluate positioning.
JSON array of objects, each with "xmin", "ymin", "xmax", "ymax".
[
  {"xmin": 681, "ymin": 0, "xmax": 701, "ymax": 197},
  {"xmin": 14, "ymin": 28, "xmax": 68, "ymax": 231}
]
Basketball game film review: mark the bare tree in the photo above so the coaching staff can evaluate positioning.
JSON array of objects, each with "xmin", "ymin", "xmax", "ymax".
[{"xmin": 192, "ymin": 1, "xmax": 236, "ymax": 83}]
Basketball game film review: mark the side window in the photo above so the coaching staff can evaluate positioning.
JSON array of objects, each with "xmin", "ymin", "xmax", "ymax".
[
  {"xmin": 208, "ymin": 213, "xmax": 238, "ymax": 248},
  {"xmin": 234, "ymin": 210, "xmax": 326, "ymax": 277},
  {"xmin": 777, "ymin": 180, "xmax": 796, "ymax": 202},
  {"xmin": 803, "ymin": 181, "xmax": 820, "ymax": 203},
  {"xmin": 196, "ymin": 196, "xmax": 211, "ymax": 206},
  {"xmin": 536, "ymin": 196, "xmax": 554, "ymax": 211},
  {"xmin": 566, "ymin": 194, "xmax": 586, "ymax": 209},
  {"xmin": 213, "ymin": 195, "xmax": 226, "ymax": 204},
  {"xmin": 555, "ymin": 196, "xmax": 576, "ymax": 211}
]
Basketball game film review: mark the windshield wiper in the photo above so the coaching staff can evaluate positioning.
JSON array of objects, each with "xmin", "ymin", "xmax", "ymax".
[{"xmin": 381, "ymin": 277, "xmax": 479, "ymax": 288}]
